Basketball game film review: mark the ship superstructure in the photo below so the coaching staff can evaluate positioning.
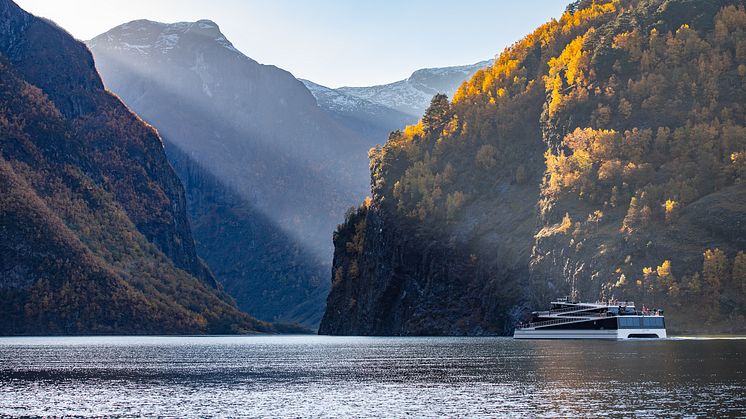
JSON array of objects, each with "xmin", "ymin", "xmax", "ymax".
[{"xmin": 513, "ymin": 298, "xmax": 666, "ymax": 339}]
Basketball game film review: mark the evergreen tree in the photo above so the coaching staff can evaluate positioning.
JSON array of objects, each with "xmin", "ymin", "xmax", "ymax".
[
  {"xmin": 422, "ymin": 94, "xmax": 451, "ymax": 136},
  {"xmin": 733, "ymin": 252, "xmax": 746, "ymax": 294}
]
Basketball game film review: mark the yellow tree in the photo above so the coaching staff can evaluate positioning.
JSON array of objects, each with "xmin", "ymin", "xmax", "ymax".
[
  {"xmin": 656, "ymin": 260, "xmax": 672, "ymax": 278},
  {"xmin": 642, "ymin": 266, "xmax": 655, "ymax": 301},
  {"xmin": 655, "ymin": 260, "xmax": 673, "ymax": 301},
  {"xmin": 703, "ymin": 248, "xmax": 728, "ymax": 311},
  {"xmin": 663, "ymin": 199, "xmax": 679, "ymax": 224},
  {"xmin": 703, "ymin": 248, "xmax": 728, "ymax": 290}
]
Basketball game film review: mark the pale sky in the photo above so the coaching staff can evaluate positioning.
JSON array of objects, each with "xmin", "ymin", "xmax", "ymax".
[{"xmin": 14, "ymin": 0, "xmax": 568, "ymax": 88}]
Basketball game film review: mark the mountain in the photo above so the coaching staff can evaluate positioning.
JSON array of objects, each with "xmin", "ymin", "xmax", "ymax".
[
  {"xmin": 336, "ymin": 60, "xmax": 493, "ymax": 118},
  {"xmin": 87, "ymin": 19, "xmax": 371, "ymax": 326},
  {"xmin": 166, "ymin": 144, "xmax": 330, "ymax": 328},
  {"xmin": 301, "ymin": 79, "xmax": 414, "ymax": 145},
  {"xmin": 302, "ymin": 61, "xmax": 495, "ymax": 162},
  {"xmin": 320, "ymin": 0, "xmax": 746, "ymax": 336},
  {"xmin": 0, "ymin": 0, "xmax": 269, "ymax": 334}
]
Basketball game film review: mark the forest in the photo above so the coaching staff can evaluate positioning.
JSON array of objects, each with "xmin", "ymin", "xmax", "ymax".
[{"xmin": 322, "ymin": 0, "xmax": 746, "ymax": 334}]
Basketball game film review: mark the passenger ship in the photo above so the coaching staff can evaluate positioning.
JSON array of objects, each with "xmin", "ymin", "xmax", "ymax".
[{"xmin": 513, "ymin": 298, "xmax": 666, "ymax": 339}]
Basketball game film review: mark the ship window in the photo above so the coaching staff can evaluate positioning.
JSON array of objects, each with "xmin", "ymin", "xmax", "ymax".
[
  {"xmin": 642, "ymin": 317, "xmax": 664, "ymax": 328},
  {"xmin": 618, "ymin": 317, "xmax": 640, "ymax": 328}
]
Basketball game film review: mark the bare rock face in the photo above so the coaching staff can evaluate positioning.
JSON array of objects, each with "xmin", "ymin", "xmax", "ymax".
[{"xmin": 318, "ymin": 200, "xmax": 534, "ymax": 336}]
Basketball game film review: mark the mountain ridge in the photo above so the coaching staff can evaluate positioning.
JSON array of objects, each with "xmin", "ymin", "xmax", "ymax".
[{"xmin": 335, "ymin": 59, "xmax": 493, "ymax": 117}]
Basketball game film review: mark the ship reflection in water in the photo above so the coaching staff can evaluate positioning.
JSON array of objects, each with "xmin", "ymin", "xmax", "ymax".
[{"xmin": 0, "ymin": 336, "xmax": 744, "ymax": 417}]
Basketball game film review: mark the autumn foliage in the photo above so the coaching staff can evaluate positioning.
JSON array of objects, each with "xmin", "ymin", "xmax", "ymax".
[{"xmin": 331, "ymin": 0, "xmax": 746, "ymax": 333}]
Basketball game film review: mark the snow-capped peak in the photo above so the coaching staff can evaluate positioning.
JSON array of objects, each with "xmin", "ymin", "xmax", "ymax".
[
  {"xmin": 334, "ymin": 59, "xmax": 494, "ymax": 117},
  {"xmin": 88, "ymin": 19, "xmax": 241, "ymax": 56}
]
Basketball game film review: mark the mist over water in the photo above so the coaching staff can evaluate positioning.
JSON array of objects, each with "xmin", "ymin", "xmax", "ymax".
[{"xmin": 1, "ymin": 336, "xmax": 743, "ymax": 417}]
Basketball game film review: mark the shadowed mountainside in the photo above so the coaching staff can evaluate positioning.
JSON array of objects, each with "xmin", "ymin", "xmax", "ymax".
[
  {"xmin": 165, "ymin": 144, "xmax": 330, "ymax": 328},
  {"xmin": 0, "ymin": 0, "xmax": 269, "ymax": 334},
  {"xmin": 87, "ymin": 19, "xmax": 368, "ymax": 326}
]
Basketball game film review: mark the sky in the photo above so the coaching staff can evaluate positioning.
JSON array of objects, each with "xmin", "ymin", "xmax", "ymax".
[{"xmin": 14, "ymin": 0, "xmax": 568, "ymax": 88}]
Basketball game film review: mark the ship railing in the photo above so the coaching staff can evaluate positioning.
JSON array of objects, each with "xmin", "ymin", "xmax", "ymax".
[
  {"xmin": 536, "ymin": 305, "xmax": 599, "ymax": 315},
  {"xmin": 538, "ymin": 301, "xmax": 637, "ymax": 314},
  {"xmin": 602, "ymin": 301, "xmax": 635, "ymax": 307},
  {"xmin": 517, "ymin": 311, "xmax": 665, "ymax": 330}
]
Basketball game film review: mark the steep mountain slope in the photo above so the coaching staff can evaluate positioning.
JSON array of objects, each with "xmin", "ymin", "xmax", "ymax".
[
  {"xmin": 0, "ymin": 0, "xmax": 267, "ymax": 334},
  {"xmin": 88, "ymin": 19, "xmax": 367, "ymax": 326},
  {"xmin": 166, "ymin": 144, "xmax": 329, "ymax": 327},
  {"xmin": 320, "ymin": 0, "xmax": 746, "ymax": 336},
  {"xmin": 337, "ymin": 60, "xmax": 493, "ymax": 118}
]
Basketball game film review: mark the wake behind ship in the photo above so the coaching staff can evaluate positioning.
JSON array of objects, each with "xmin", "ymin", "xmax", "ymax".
[{"xmin": 514, "ymin": 298, "xmax": 666, "ymax": 339}]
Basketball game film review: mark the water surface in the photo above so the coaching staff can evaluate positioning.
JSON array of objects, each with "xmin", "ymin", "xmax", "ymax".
[{"xmin": 0, "ymin": 336, "xmax": 744, "ymax": 417}]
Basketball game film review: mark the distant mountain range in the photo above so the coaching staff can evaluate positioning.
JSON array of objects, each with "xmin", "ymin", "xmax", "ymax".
[
  {"xmin": 300, "ymin": 60, "xmax": 492, "ymax": 141},
  {"xmin": 88, "ymin": 19, "xmax": 372, "ymax": 254},
  {"xmin": 303, "ymin": 61, "xmax": 493, "ymax": 133},
  {"xmin": 334, "ymin": 61, "xmax": 494, "ymax": 117},
  {"xmin": 300, "ymin": 79, "xmax": 413, "ymax": 144}
]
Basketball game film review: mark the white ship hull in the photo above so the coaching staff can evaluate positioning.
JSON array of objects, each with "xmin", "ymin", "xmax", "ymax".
[{"xmin": 513, "ymin": 328, "xmax": 667, "ymax": 340}]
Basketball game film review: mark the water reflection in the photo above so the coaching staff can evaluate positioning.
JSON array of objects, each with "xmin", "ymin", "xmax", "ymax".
[{"xmin": 0, "ymin": 336, "xmax": 743, "ymax": 417}]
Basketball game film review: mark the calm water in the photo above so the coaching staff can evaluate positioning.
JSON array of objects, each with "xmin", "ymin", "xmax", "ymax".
[{"xmin": 0, "ymin": 336, "xmax": 744, "ymax": 418}]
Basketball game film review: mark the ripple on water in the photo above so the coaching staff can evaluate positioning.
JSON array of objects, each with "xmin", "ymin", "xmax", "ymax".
[{"xmin": 0, "ymin": 336, "xmax": 744, "ymax": 417}]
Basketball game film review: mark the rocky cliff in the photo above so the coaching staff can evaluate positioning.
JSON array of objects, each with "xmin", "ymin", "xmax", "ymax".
[{"xmin": 321, "ymin": 0, "xmax": 746, "ymax": 335}]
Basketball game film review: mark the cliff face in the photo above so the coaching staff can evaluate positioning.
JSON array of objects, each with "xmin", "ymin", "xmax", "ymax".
[
  {"xmin": 318, "ymin": 198, "xmax": 535, "ymax": 335},
  {"xmin": 0, "ymin": 0, "xmax": 264, "ymax": 334},
  {"xmin": 321, "ymin": 0, "xmax": 746, "ymax": 335}
]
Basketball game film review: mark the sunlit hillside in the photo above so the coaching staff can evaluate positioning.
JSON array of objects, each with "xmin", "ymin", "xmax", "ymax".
[{"xmin": 321, "ymin": 0, "xmax": 746, "ymax": 335}]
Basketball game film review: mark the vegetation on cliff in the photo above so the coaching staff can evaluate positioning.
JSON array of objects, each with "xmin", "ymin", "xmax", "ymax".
[{"xmin": 321, "ymin": 0, "xmax": 746, "ymax": 335}]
